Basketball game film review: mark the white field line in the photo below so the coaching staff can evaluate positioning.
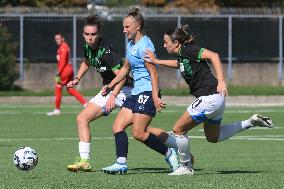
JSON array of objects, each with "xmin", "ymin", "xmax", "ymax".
[
  {"xmin": 197, "ymin": 127, "xmax": 283, "ymax": 131},
  {"xmin": 0, "ymin": 136, "xmax": 284, "ymax": 142}
]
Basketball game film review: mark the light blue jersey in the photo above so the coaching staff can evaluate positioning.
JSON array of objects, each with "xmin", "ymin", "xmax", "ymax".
[{"xmin": 126, "ymin": 35, "xmax": 155, "ymax": 95}]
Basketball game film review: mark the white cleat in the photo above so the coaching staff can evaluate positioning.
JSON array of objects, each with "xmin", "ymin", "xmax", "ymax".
[
  {"xmin": 46, "ymin": 109, "xmax": 61, "ymax": 116},
  {"xmin": 250, "ymin": 114, "xmax": 273, "ymax": 128},
  {"xmin": 168, "ymin": 165, "xmax": 194, "ymax": 176}
]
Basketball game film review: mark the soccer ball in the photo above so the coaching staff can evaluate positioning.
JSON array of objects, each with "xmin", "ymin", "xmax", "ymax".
[{"xmin": 13, "ymin": 147, "xmax": 38, "ymax": 171}]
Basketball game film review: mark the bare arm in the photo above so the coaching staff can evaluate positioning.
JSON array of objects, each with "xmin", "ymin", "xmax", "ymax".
[
  {"xmin": 104, "ymin": 68, "xmax": 127, "ymax": 113},
  {"xmin": 111, "ymin": 69, "xmax": 126, "ymax": 96},
  {"xmin": 201, "ymin": 49, "xmax": 228, "ymax": 96},
  {"xmin": 76, "ymin": 59, "xmax": 90, "ymax": 80},
  {"xmin": 101, "ymin": 59, "xmax": 130, "ymax": 96},
  {"xmin": 108, "ymin": 59, "xmax": 130, "ymax": 89},
  {"xmin": 66, "ymin": 59, "xmax": 89, "ymax": 88},
  {"xmin": 154, "ymin": 59, "xmax": 178, "ymax": 68},
  {"xmin": 144, "ymin": 49, "xmax": 179, "ymax": 68},
  {"xmin": 145, "ymin": 61, "xmax": 165, "ymax": 112}
]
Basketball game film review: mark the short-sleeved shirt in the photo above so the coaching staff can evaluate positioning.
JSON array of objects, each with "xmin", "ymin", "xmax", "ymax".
[
  {"xmin": 177, "ymin": 45, "xmax": 218, "ymax": 98},
  {"xmin": 126, "ymin": 35, "xmax": 155, "ymax": 95},
  {"xmin": 84, "ymin": 37, "xmax": 132, "ymax": 86}
]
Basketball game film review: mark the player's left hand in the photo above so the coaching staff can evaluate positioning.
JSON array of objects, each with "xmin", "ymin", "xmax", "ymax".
[
  {"xmin": 153, "ymin": 97, "xmax": 166, "ymax": 112},
  {"xmin": 217, "ymin": 80, "xmax": 228, "ymax": 96},
  {"xmin": 105, "ymin": 94, "xmax": 116, "ymax": 113},
  {"xmin": 143, "ymin": 49, "xmax": 157, "ymax": 64}
]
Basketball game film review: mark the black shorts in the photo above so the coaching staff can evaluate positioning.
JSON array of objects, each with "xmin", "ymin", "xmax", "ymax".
[{"xmin": 122, "ymin": 91, "xmax": 156, "ymax": 117}]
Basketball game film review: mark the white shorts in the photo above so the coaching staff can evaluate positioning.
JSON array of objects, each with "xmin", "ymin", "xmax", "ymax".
[
  {"xmin": 89, "ymin": 86, "xmax": 132, "ymax": 115},
  {"xmin": 187, "ymin": 93, "xmax": 225, "ymax": 124}
]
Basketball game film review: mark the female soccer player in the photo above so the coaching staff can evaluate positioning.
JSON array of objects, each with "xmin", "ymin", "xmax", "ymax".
[
  {"xmin": 47, "ymin": 33, "xmax": 87, "ymax": 116},
  {"xmin": 144, "ymin": 25, "xmax": 273, "ymax": 175},
  {"xmin": 101, "ymin": 8, "xmax": 178, "ymax": 174},
  {"xmin": 66, "ymin": 15, "xmax": 133, "ymax": 172}
]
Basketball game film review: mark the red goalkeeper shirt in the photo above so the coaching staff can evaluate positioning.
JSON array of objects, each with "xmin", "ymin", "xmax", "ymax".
[{"xmin": 57, "ymin": 41, "xmax": 72, "ymax": 75}]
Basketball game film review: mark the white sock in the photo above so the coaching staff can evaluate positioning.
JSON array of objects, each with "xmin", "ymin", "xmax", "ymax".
[
  {"xmin": 218, "ymin": 121, "xmax": 245, "ymax": 142},
  {"xmin": 165, "ymin": 148, "xmax": 172, "ymax": 158},
  {"xmin": 79, "ymin": 141, "xmax": 91, "ymax": 160},
  {"xmin": 164, "ymin": 134, "xmax": 177, "ymax": 148},
  {"xmin": 241, "ymin": 119, "xmax": 253, "ymax": 129},
  {"xmin": 165, "ymin": 133, "xmax": 191, "ymax": 166},
  {"xmin": 116, "ymin": 157, "xmax": 127, "ymax": 164}
]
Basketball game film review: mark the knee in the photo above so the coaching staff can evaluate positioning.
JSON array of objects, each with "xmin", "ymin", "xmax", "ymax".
[
  {"xmin": 132, "ymin": 131, "xmax": 145, "ymax": 142},
  {"xmin": 172, "ymin": 127, "xmax": 185, "ymax": 136},
  {"xmin": 76, "ymin": 113, "xmax": 89, "ymax": 125},
  {"xmin": 112, "ymin": 122, "xmax": 124, "ymax": 134}
]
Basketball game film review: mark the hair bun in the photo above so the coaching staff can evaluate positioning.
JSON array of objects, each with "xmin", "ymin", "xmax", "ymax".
[
  {"xmin": 128, "ymin": 7, "xmax": 140, "ymax": 16},
  {"xmin": 132, "ymin": 7, "xmax": 139, "ymax": 13}
]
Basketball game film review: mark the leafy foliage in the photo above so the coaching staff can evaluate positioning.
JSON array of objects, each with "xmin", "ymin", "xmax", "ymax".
[
  {"xmin": 0, "ymin": 25, "xmax": 18, "ymax": 90},
  {"xmin": 142, "ymin": 0, "xmax": 284, "ymax": 8},
  {"xmin": 0, "ymin": 0, "xmax": 87, "ymax": 7}
]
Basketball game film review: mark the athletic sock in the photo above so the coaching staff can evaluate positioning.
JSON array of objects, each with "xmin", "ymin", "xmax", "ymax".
[
  {"xmin": 165, "ymin": 148, "xmax": 172, "ymax": 159},
  {"xmin": 241, "ymin": 119, "xmax": 253, "ymax": 129},
  {"xmin": 218, "ymin": 121, "xmax": 245, "ymax": 142},
  {"xmin": 143, "ymin": 133, "xmax": 168, "ymax": 155},
  {"xmin": 116, "ymin": 157, "xmax": 127, "ymax": 164},
  {"xmin": 55, "ymin": 85, "xmax": 62, "ymax": 109},
  {"xmin": 164, "ymin": 133, "xmax": 177, "ymax": 148},
  {"xmin": 67, "ymin": 88, "xmax": 87, "ymax": 105},
  {"xmin": 165, "ymin": 134, "xmax": 191, "ymax": 165},
  {"xmin": 115, "ymin": 131, "xmax": 128, "ymax": 163},
  {"xmin": 79, "ymin": 141, "xmax": 91, "ymax": 160}
]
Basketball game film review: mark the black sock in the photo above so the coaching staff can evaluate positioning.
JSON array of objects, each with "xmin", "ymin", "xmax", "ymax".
[
  {"xmin": 143, "ymin": 133, "xmax": 168, "ymax": 155},
  {"xmin": 114, "ymin": 131, "xmax": 128, "ymax": 158}
]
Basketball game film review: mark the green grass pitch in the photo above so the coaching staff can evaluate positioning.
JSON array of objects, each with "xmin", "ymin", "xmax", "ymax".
[{"xmin": 0, "ymin": 104, "xmax": 283, "ymax": 188}]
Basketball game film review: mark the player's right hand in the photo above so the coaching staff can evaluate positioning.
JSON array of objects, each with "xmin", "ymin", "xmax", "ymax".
[
  {"xmin": 143, "ymin": 49, "xmax": 157, "ymax": 64},
  {"xmin": 66, "ymin": 79, "xmax": 79, "ymax": 88},
  {"xmin": 153, "ymin": 97, "xmax": 166, "ymax": 112}
]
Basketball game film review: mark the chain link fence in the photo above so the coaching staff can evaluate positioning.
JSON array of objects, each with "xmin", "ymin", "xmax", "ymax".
[{"xmin": 0, "ymin": 7, "xmax": 283, "ymax": 80}]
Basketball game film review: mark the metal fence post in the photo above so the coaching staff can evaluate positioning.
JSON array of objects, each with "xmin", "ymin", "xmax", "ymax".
[
  {"xmin": 228, "ymin": 16, "xmax": 233, "ymax": 81},
  {"xmin": 19, "ymin": 15, "xmax": 24, "ymax": 80},
  {"xmin": 279, "ymin": 16, "xmax": 283, "ymax": 81},
  {"xmin": 176, "ymin": 15, "xmax": 181, "ymax": 81},
  {"xmin": 72, "ymin": 15, "xmax": 77, "ymax": 77},
  {"xmin": 125, "ymin": 34, "xmax": 128, "ymax": 57}
]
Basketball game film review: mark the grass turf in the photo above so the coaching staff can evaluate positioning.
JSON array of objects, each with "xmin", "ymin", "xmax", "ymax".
[
  {"xmin": 0, "ymin": 104, "xmax": 283, "ymax": 188},
  {"xmin": 1, "ymin": 85, "xmax": 284, "ymax": 96}
]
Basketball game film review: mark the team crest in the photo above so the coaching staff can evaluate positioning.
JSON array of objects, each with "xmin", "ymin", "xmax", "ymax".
[{"xmin": 132, "ymin": 46, "xmax": 137, "ymax": 55}]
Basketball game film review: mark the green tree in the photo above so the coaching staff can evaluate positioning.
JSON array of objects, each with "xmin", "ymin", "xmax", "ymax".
[
  {"xmin": 216, "ymin": 0, "xmax": 284, "ymax": 7},
  {"xmin": 0, "ymin": 0, "xmax": 87, "ymax": 7},
  {"xmin": 0, "ymin": 24, "xmax": 18, "ymax": 90}
]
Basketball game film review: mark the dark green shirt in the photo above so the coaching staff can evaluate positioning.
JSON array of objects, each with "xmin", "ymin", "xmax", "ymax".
[
  {"xmin": 84, "ymin": 38, "xmax": 122, "ymax": 85},
  {"xmin": 177, "ymin": 45, "xmax": 218, "ymax": 97}
]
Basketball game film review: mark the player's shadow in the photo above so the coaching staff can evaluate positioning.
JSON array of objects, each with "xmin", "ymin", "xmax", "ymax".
[
  {"xmin": 127, "ymin": 167, "xmax": 169, "ymax": 174},
  {"xmin": 217, "ymin": 170, "xmax": 262, "ymax": 174},
  {"xmin": 127, "ymin": 167, "xmax": 203, "ymax": 174}
]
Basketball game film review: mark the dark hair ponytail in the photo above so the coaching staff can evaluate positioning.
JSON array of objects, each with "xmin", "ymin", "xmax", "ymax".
[
  {"xmin": 165, "ymin": 25, "xmax": 195, "ymax": 45},
  {"xmin": 84, "ymin": 15, "xmax": 101, "ymax": 32},
  {"xmin": 125, "ymin": 7, "xmax": 144, "ymax": 31}
]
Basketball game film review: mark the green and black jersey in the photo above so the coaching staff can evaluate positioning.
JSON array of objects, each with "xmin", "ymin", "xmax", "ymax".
[
  {"xmin": 84, "ymin": 37, "xmax": 132, "ymax": 86},
  {"xmin": 177, "ymin": 45, "xmax": 218, "ymax": 98}
]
